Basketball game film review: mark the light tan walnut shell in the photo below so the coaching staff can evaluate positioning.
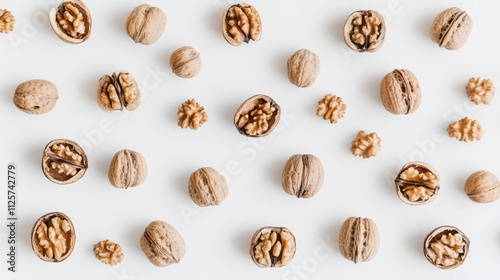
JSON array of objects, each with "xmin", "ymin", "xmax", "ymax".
[
  {"xmin": 140, "ymin": 221, "xmax": 185, "ymax": 267},
  {"xmin": 250, "ymin": 226, "xmax": 296, "ymax": 268},
  {"xmin": 287, "ymin": 49, "xmax": 320, "ymax": 88},
  {"xmin": 42, "ymin": 139, "xmax": 88, "ymax": 185},
  {"xmin": 13, "ymin": 79, "xmax": 58, "ymax": 114},
  {"xmin": 316, "ymin": 94, "xmax": 346, "ymax": 124},
  {"xmin": 447, "ymin": 117, "xmax": 482, "ymax": 142},
  {"xmin": 395, "ymin": 162, "xmax": 440, "ymax": 205},
  {"xmin": 177, "ymin": 99, "xmax": 208, "ymax": 130},
  {"xmin": 108, "ymin": 149, "xmax": 147, "ymax": 189},
  {"xmin": 126, "ymin": 4, "xmax": 166, "ymax": 45},
  {"xmin": 430, "ymin": 7, "xmax": 472, "ymax": 50},
  {"xmin": 464, "ymin": 170, "xmax": 500, "ymax": 203},
  {"xmin": 339, "ymin": 217, "xmax": 379, "ymax": 263},
  {"xmin": 188, "ymin": 167, "xmax": 228, "ymax": 207},
  {"xmin": 31, "ymin": 212, "xmax": 75, "ymax": 262},
  {"xmin": 49, "ymin": 0, "xmax": 91, "ymax": 44},
  {"xmin": 424, "ymin": 226, "xmax": 469, "ymax": 269},
  {"xmin": 222, "ymin": 3, "xmax": 261, "ymax": 46},
  {"xmin": 466, "ymin": 77, "xmax": 495, "ymax": 105},
  {"xmin": 234, "ymin": 94, "xmax": 281, "ymax": 137},
  {"xmin": 350, "ymin": 130, "xmax": 381, "ymax": 158},
  {"xmin": 97, "ymin": 71, "xmax": 140, "ymax": 112},
  {"xmin": 93, "ymin": 240, "xmax": 124, "ymax": 266},
  {"xmin": 282, "ymin": 154, "xmax": 324, "ymax": 198},
  {"xmin": 0, "ymin": 9, "xmax": 15, "ymax": 33},
  {"xmin": 170, "ymin": 46, "xmax": 201, "ymax": 78},
  {"xmin": 343, "ymin": 10, "xmax": 385, "ymax": 52},
  {"xmin": 380, "ymin": 69, "xmax": 421, "ymax": 115}
]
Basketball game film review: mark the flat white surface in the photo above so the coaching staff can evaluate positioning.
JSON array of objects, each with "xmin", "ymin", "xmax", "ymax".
[{"xmin": 1, "ymin": 0, "xmax": 500, "ymax": 279}]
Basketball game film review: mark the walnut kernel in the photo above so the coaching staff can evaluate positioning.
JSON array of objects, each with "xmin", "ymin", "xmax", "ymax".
[
  {"xmin": 222, "ymin": 3, "xmax": 261, "ymax": 46},
  {"xmin": 177, "ymin": 99, "xmax": 208, "ymax": 130},
  {"xmin": 350, "ymin": 130, "xmax": 381, "ymax": 158},
  {"xmin": 250, "ymin": 227, "xmax": 296, "ymax": 268},
  {"xmin": 447, "ymin": 117, "xmax": 482, "ymax": 142},
  {"xmin": 344, "ymin": 10, "xmax": 385, "ymax": 52},
  {"xmin": 424, "ymin": 226, "xmax": 469, "ymax": 269},
  {"xmin": 316, "ymin": 94, "xmax": 346, "ymax": 124},
  {"xmin": 0, "ymin": 9, "xmax": 15, "ymax": 33},
  {"xmin": 93, "ymin": 240, "xmax": 124, "ymax": 266},
  {"xmin": 31, "ymin": 212, "xmax": 75, "ymax": 262},
  {"xmin": 234, "ymin": 95, "xmax": 281, "ymax": 137},
  {"xmin": 466, "ymin": 77, "xmax": 495, "ymax": 105}
]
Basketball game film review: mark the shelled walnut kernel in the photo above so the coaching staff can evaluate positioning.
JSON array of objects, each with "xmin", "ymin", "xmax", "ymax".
[
  {"xmin": 350, "ymin": 131, "xmax": 381, "ymax": 158},
  {"xmin": 316, "ymin": 94, "xmax": 346, "ymax": 124},
  {"xmin": 447, "ymin": 117, "xmax": 482, "ymax": 142},
  {"xmin": 0, "ymin": 9, "xmax": 15, "ymax": 33},
  {"xmin": 93, "ymin": 240, "xmax": 124, "ymax": 266},
  {"xmin": 466, "ymin": 77, "xmax": 495, "ymax": 105},
  {"xmin": 177, "ymin": 99, "xmax": 208, "ymax": 130}
]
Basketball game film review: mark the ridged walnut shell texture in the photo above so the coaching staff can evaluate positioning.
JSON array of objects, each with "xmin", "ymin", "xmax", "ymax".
[
  {"xmin": 464, "ymin": 170, "xmax": 500, "ymax": 203},
  {"xmin": 380, "ymin": 69, "xmax": 421, "ymax": 115},
  {"xmin": 31, "ymin": 212, "xmax": 76, "ymax": 262},
  {"xmin": 13, "ymin": 79, "xmax": 58, "ymax": 114},
  {"xmin": 108, "ymin": 149, "xmax": 147, "ymax": 189},
  {"xmin": 49, "ymin": 0, "xmax": 92, "ymax": 44},
  {"xmin": 188, "ymin": 167, "xmax": 229, "ymax": 207},
  {"xmin": 339, "ymin": 217, "xmax": 380, "ymax": 263},
  {"xmin": 126, "ymin": 4, "xmax": 166, "ymax": 45},
  {"xmin": 281, "ymin": 154, "xmax": 324, "ymax": 198},
  {"xmin": 430, "ymin": 7, "xmax": 472, "ymax": 50},
  {"xmin": 287, "ymin": 49, "xmax": 320, "ymax": 88},
  {"xmin": 140, "ymin": 220, "xmax": 186, "ymax": 267},
  {"xmin": 170, "ymin": 46, "xmax": 201, "ymax": 78}
]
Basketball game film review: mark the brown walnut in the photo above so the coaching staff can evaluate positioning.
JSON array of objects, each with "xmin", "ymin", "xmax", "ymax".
[
  {"xmin": 31, "ymin": 212, "xmax": 75, "ymax": 262},
  {"xmin": 177, "ymin": 99, "xmax": 208, "ymax": 130},
  {"xmin": 140, "ymin": 220, "xmax": 186, "ymax": 267},
  {"xmin": 126, "ymin": 4, "xmax": 166, "ymax": 45},
  {"xmin": 49, "ymin": 0, "xmax": 91, "ymax": 44},
  {"xmin": 380, "ymin": 69, "xmax": 421, "ymax": 115},
  {"xmin": 430, "ymin": 7, "xmax": 472, "ymax": 50},
  {"xmin": 42, "ymin": 139, "xmax": 88, "ymax": 185},
  {"xmin": 466, "ymin": 77, "xmax": 495, "ymax": 105},
  {"xmin": 188, "ymin": 167, "xmax": 228, "ymax": 207},
  {"xmin": 108, "ymin": 149, "xmax": 147, "ymax": 189},
  {"xmin": 97, "ymin": 71, "xmax": 140, "ymax": 112},
  {"xmin": 343, "ymin": 10, "xmax": 385, "ymax": 52},
  {"xmin": 395, "ymin": 162, "xmax": 440, "ymax": 205},
  {"xmin": 287, "ymin": 49, "xmax": 320, "ymax": 88},
  {"xmin": 424, "ymin": 226, "xmax": 469, "ymax": 269},
  {"xmin": 338, "ymin": 217, "xmax": 380, "ymax": 263},
  {"xmin": 447, "ymin": 117, "xmax": 482, "ymax": 142},
  {"xmin": 316, "ymin": 94, "xmax": 346, "ymax": 124},
  {"xmin": 464, "ymin": 170, "xmax": 500, "ymax": 203},
  {"xmin": 170, "ymin": 46, "xmax": 201, "ymax": 78},
  {"xmin": 234, "ymin": 94, "xmax": 281, "ymax": 137},
  {"xmin": 0, "ymin": 9, "xmax": 15, "ymax": 33},
  {"xmin": 93, "ymin": 240, "xmax": 124, "ymax": 266},
  {"xmin": 222, "ymin": 3, "xmax": 261, "ymax": 46},
  {"xmin": 281, "ymin": 154, "xmax": 324, "ymax": 199},
  {"xmin": 350, "ymin": 130, "xmax": 381, "ymax": 158},
  {"xmin": 250, "ymin": 226, "xmax": 296, "ymax": 268}
]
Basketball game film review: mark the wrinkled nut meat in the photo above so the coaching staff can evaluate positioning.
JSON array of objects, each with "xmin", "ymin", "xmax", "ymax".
[
  {"xmin": 447, "ymin": 117, "xmax": 482, "ymax": 142},
  {"xmin": 466, "ymin": 77, "xmax": 495, "ymax": 105},
  {"xmin": 343, "ymin": 10, "xmax": 385, "ymax": 52},
  {"xmin": 97, "ymin": 71, "xmax": 140, "ymax": 112},
  {"xmin": 350, "ymin": 130, "xmax": 381, "ymax": 158},
  {"xmin": 42, "ymin": 139, "xmax": 88, "ymax": 185},
  {"xmin": 234, "ymin": 94, "xmax": 280, "ymax": 137},
  {"xmin": 0, "ymin": 9, "xmax": 15, "ymax": 33},
  {"xmin": 140, "ymin": 220, "xmax": 186, "ymax": 267},
  {"xmin": 464, "ymin": 170, "xmax": 500, "ymax": 203},
  {"xmin": 380, "ymin": 69, "xmax": 421, "ymax": 115},
  {"xmin": 395, "ymin": 162, "xmax": 440, "ymax": 205},
  {"xmin": 282, "ymin": 154, "xmax": 324, "ymax": 199},
  {"xmin": 49, "ymin": 0, "xmax": 91, "ymax": 44},
  {"xmin": 222, "ymin": 3, "xmax": 261, "ymax": 46},
  {"xmin": 430, "ymin": 7, "xmax": 472, "ymax": 50},
  {"xmin": 287, "ymin": 49, "xmax": 320, "ymax": 88},
  {"xmin": 126, "ymin": 4, "xmax": 166, "ymax": 45},
  {"xmin": 188, "ymin": 167, "xmax": 228, "ymax": 207},
  {"xmin": 339, "ymin": 217, "xmax": 380, "ymax": 263},
  {"xmin": 316, "ymin": 94, "xmax": 346, "ymax": 124},
  {"xmin": 250, "ymin": 227, "xmax": 296, "ymax": 268},
  {"xmin": 424, "ymin": 226, "xmax": 469, "ymax": 269},
  {"xmin": 170, "ymin": 46, "xmax": 201, "ymax": 78},
  {"xmin": 13, "ymin": 79, "xmax": 59, "ymax": 114},
  {"xmin": 93, "ymin": 240, "xmax": 124, "ymax": 266},
  {"xmin": 108, "ymin": 149, "xmax": 147, "ymax": 189},
  {"xmin": 177, "ymin": 99, "xmax": 208, "ymax": 130},
  {"xmin": 31, "ymin": 212, "xmax": 75, "ymax": 262}
]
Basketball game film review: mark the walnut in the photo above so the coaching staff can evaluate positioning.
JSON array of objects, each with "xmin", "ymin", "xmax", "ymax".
[
  {"xmin": 177, "ymin": 99, "xmax": 208, "ymax": 130},
  {"xmin": 464, "ymin": 170, "xmax": 500, "ymax": 203},
  {"xmin": 93, "ymin": 240, "xmax": 124, "ymax": 266},
  {"xmin": 395, "ymin": 162, "xmax": 440, "ymax": 205},
  {"xmin": 316, "ymin": 94, "xmax": 346, "ymax": 124},
  {"xmin": 170, "ymin": 46, "xmax": 201, "ymax": 78},
  {"xmin": 42, "ymin": 139, "xmax": 88, "ymax": 185},
  {"xmin": 430, "ymin": 7, "xmax": 473, "ymax": 50},
  {"xmin": 31, "ymin": 212, "xmax": 75, "ymax": 262},
  {"xmin": 447, "ymin": 117, "xmax": 482, "ymax": 142},
  {"xmin": 126, "ymin": 4, "xmax": 166, "ymax": 45},
  {"xmin": 222, "ymin": 3, "xmax": 262, "ymax": 46},
  {"xmin": 344, "ymin": 10, "xmax": 386, "ymax": 52},
  {"xmin": 424, "ymin": 226, "xmax": 470, "ymax": 269},
  {"xmin": 13, "ymin": 79, "xmax": 59, "ymax": 115},
  {"xmin": 108, "ymin": 149, "xmax": 148, "ymax": 189},
  {"xmin": 0, "ymin": 9, "xmax": 15, "ymax": 33},
  {"xmin": 350, "ymin": 130, "xmax": 381, "ymax": 158},
  {"xmin": 97, "ymin": 71, "xmax": 140, "ymax": 112},
  {"xmin": 338, "ymin": 217, "xmax": 380, "ymax": 263},
  {"xmin": 188, "ymin": 167, "xmax": 228, "ymax": 206},
  {"xmin": 250, "ymin": 227, "xmax": 296, "ymax": 268},
  {"xmin": 287, "ymin": 49, "xmax": 320, "ymax": 88},
  {"xmin": 234, "ymin": 94, "xmax": 281, "ymax": 137},
  {"xmin": 465, "ymin": 77, "xmax": 495, "ymax": 105},
  {"xmin": 140, "ymin": 220, "xmax": 186, "ymax": 267},
  {"xmin": 49, "ymin": 0, "xmax": 92, "ymax": 44}
]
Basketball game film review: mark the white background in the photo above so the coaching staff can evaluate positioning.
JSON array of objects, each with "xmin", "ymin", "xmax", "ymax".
[{"xmin": 1, "ymin": 0, "xmax": 500, "ymax": 279}]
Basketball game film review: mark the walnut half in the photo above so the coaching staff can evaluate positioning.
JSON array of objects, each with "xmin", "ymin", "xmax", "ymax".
[
  {"xmin": 234, "ymin": 94, "xmax": 281, "ymax": 137},
  {"xmin": 93, "ymin": 240, "xmax": 124, "ymax": 266},
  {"xmin": 97, "ymin": 71, "xmax": 140, "ymax": 112},
  {"xmin": 343, "ymin": 10, "xmax": 386, "ymax": 52},
  {"xmin": 350, "ymin": 130, "xmax": 381, "ymax": 158},
  {"xmin": 0, "ymin": 9, "xmax": 15, "ymax": 33},
  {"xmin": 316, "ymin": 94, "xmax": 346, "ymax": 124},
  {"xmin": 395, "ymin": 162, "xmax": 440, "ymax": 205},
  {"xmin": 222, "ymin": 3, "xmax": 262, "ymax": 46},
  {"xmin": 49, "ymin": 0, "xmax": 92, "ymax": 44},
  {"xmin": 424, "ymin": 226, "xmax": 469, "ymax": 269},
  {"xmin": 31, "ymin": 212, "xmax": 75, "ymax": 262},
  {"xmin": 466, "ymin": 77, "xmax": 495, "ymax": 105},
  {"xmin": 177, "ymin": 99, "xmax": 208, "ymax": 130},
  {"xmin": 447, "ymin": 117, "xmax": 482, "ymax": 142},
  {"xmin": 250, "ymin": 227, "xmax": 296, "ymax": 268}
]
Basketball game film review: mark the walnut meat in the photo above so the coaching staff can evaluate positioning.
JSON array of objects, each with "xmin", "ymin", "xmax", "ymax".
[
  {"xmin": 464, "ymin": 170, "xmax": 500, "ymax": 203},
  {"xmin": 447, "ymin": 117, "xmax": 482, "ymax": 142},
  {"xmin": 13, "ymin": 79, "xmax": 59, "ymax": 114},
  {"xmin": 140, "ymin": 220, "xmax": 186, "ymax": 267},
  {"xmin": 126, "ymin": 4, "xmax": 166, "ymax": 45},
  {"xmin": 250, "ymin": 227, "xmax": 296, "ymax": 268},
  {"xmin": 42, "ymin": 139, "xmax": 88, "ymax": 185},
  {"xmin": 282, "ymin": 154, "xmax": 324, "ymax": 199},
  {"xmin": 316, "ymin": 94, "xmax": 346, "ymax": 124},
  {"xmin": 97, "ymin": 71, "xmax": 140, "ymax": 112},
  {"xmin": 339, "ymin": 217, "xmax": 380, "ymax": 263},
  {"xmin": 466, "ymin": 77, "xmax": 495, "ymax": 105},
  {"xmin": 424, "ymin": 226, "xmax": 469, "ymax": 269},
  {"xmin": 31, "ymin": 212, "xmax": 75, "ymax": 262},
  {"xmin": 177, "ymin": 99, "xmax": 208, "ymax": 130},
  {"xmin": 287, "ymin": 49, "xmax": 320, "ymax": 88},
  {"xmin": 350, "ymin": 130, "xmax": 381, "ymax": 158},
  {"xmin": 188, "ymin": 167, "xmax": 228, "ymax": 207},
  {"xmin": 0, "ymin": 9, "xmax": 15, "ymax": 33},
  {"xmin": 430, "ymin": 7, "xmax": 472, "ymax": 50},
  {"xmin": 170, "ymin": 46, "xmax": 201, "ymax": 78},
  {"xmin": 380, "ymin": 69, "xmax": 421, "ymax": 115},
  {"xmin": 108, "ymin": 149, "xmax": 147, "ymax": 189},
  {"xmin": 49, "ymin": 0, "xmax": 91, "ymax": 44},
  {"xmin": 93, "ymin": 240, "xmax": 124, "ymax": 266},
  {"xmin": 234, "ymin": 94, "xmax": 281, "ymax": 137},
  {"xmin": 222, "ymin": 3, "xmax": 261, "ymax": 46},
  {"xmin": 343, "ymin": 10, "xmax": 386, "ymax": 52},
  {"xmin": 395, "ymin": 162, "xmax": 440, "ymax": 205}
]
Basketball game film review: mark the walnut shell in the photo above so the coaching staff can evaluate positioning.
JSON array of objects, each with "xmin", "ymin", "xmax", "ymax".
[
  {"xmin": 170, "ymin": 46, "xmax": 201, "ymax": 78},
  {"xmin": 108, "ymin": 149, "xmax": 147, "ymax": 189},
  {"xmin": 395, "ymin": 161, "xmax": 440, "ymax": 205},
  {"xmin": 281, "ymin": 154, "xmax": 324, "ymax": 199},
  {"xmin": 380, "ymin": 69, "xmax": 421, "ymax": 115},
  {"xmin": 140, "ymin": 220, "xmax": 186, "ymax": 267},
  {"xmin": 31, "ymin": 212, "xmax": 76, "ymax": 262},
  {"xmin": 42, "ymin": 139, "xmax": 88, "ymax": 185},
  {"xmin": 126, "ymin": 4, "xmax": 166, "ymax": 45},
  {"xmin": 464, "ymin": 170, "xmax": 500, "ymax": 203},
  {"xmin": 96, "ymin": 71, "xmax": 141, "ymax": 112},
  {"xmin": 234, "ymin": 94, "xmax": 281, "ymax": 137},
  {"xmin": 338, "ymin": 217, "xmax": 379, "ymax": 263},
  {"xmin": 343, "ymin": 10, "xmax": 386, "ymax": 52},
  {"xmin": 250, "ymin": 226, "xmax": 296, "ymax": 268},
  {"xmin": 430, "ymin": 7, "xmax": 472, "ymax": 50},
  {"xmin": 188, "ymin": 167, "xmax": 228, "ymax": 207},
  {"xmin": 48, "ymin": 0, "xmax": 92, "ymax": 44},
  {"xmin": 13, "ymin": 79, "xmax": 58, "ymax": 114},
  {"xmin": 287, "ymin": 49, "xmax": 320, "ymax": 88},
  {"xmin": 423, "ymin": 225, "xmax": 469, "ymax": 269},
  {"xmin": 222, "ymin": 3, "xmax": 262, "ymax": 46}
]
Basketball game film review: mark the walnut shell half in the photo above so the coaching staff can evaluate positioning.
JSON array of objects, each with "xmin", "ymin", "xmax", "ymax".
[
  {"xmin": 31, "ymin": 212, "xmax": 76, "ymax": 262},
  {"xmin": 49, "ymin": 0, "xmax": 92, "ymax": 44},
  {"xmin": 423, "ymin": 225, "xmax": 469, "ymax": 269},
  {"xmin": 343, "ymin": 10, "xmax": 386, "ymax": 52},
  {"xmin": 234, "ymin": 94, "xmax": 281, "ymax": 137},
  {"xmin": 42, "ymin": 139, "xmax": 88, "ymax": 185}
]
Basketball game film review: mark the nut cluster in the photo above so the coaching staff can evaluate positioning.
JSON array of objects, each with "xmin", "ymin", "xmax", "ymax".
[
  {"xmin": 447, "ymin": 117, "xmax": 482, "ymax": 142},
  {"xmin": 250, "ymin": 227, "xmax": 296, "ymax": 268},
  {"xmin": 350, "ymin": 130, "xmax": 381, "ymax": 158},
  {"xmin": 49, "ymin": 0, "xmax": 92, "ymax": 44},
  {"xmin": 316, "ymin": 94, "xmax": 346, "ymax": 124},
  {"xmin": 234, "ymin": 94, "xmax": 280, "ymax": 137},
  {"xmin": 466, "ymin": 77, "xmax": 495, "ymax": 105},
  {"xmin": 287, "ymin": 49, "xmax": 320, "ymax": 88},
  {"xmin": 222, "ymin": 3, "xmax": 261, "ymax": 46},
  {"xmin": 395, "ymin": 162, "xmax": 440, "ymax": 205},
  {"xmin": 0, "ymin": 9, "xmax": 15, "ymax": 33},
  {"xmin": 97, "ymin": 71, "xmax": 140, "ymax": 112},
  {"xmin": 343, "ymin": 10, "xmax": 386, "ymax": 52},
  {"xmin": 93, "ymin": 240, "xmax": 124, "ymax": 266},
  {"xmin": 177, "ymin": 99, "xmax": 208, "ymax": 130},
  {"xmin": 424, "ymin": 226, "xmax": 469, "ymax": 269},
  {"xmin": 31, "ymin": 212, "xmax": 75, "ymax": 262}
]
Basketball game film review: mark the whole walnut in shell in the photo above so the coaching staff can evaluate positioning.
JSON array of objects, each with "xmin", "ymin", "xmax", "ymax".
[
  {"xmin": 108, "ymin": 149, "xmax": 147, "ymax": 189},
  {"xmin": 170, "ymin": 46, "xmax": 201, "ymax": 78},
  {"xmin": 140, "ymin": 220, "xmax": 186, "ymax": 267},
  {"xmin": 126, "ymin": 4, "xmax": 166, "ymax": 45},
  {"xmin": 430, "ymin": 7, "xmax": 472, "ymax": 50},
  {"xmin": 287, "ymin": 49, "xmax": 320, "ymax": 88},
  {"xmin": 339, "ymin": 216, "xmax": 379, "ymax": 263},
  {"xmin": 464, "ymin": 170, "xmax": 500, "ymax": 203},
  {"xmin": 281, "ymin": 154, "xmax": 324, "ymax": 199},
  {"xmin": 13, "ymin": 79, "xmax": 58, "ymax": 114},
  {"xmin": 188, "ymin": 167, "xmax": 228, "ymax": 207},
  {"xmin": 380, "ymin": 69, "xmax": 421, "ymax": 115}
]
